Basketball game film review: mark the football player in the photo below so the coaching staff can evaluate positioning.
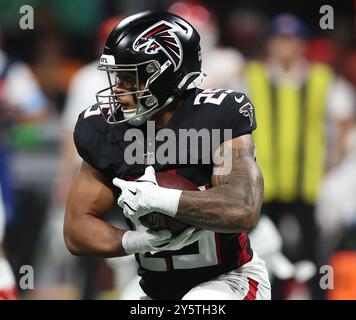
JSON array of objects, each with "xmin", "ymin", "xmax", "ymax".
[{"xmin": 64, "ymin": 11, "xmax": 271, "ymax": 300}]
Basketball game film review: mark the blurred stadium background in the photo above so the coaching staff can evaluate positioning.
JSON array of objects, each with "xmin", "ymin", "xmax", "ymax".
[{"xmin": 0, "ymin": 0, "xmax": 355, "ymax": 300}]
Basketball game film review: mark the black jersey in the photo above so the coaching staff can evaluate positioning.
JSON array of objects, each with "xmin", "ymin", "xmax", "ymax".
[{"xmin": 74, "ymin": 88, "xmax": 257, "ymax": 299}]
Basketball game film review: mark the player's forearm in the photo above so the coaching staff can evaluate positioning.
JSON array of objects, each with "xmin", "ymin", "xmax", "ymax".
[
  {"xmin": 64, "ymin": 213, "xmax": 128, "ymax": 258},
  {"xmin": 176, "ymin": 149, "xmax": 264, "ymax": 233},
  {"xmin": 177, "ymin": 185, "xmax": 260, "ymax": 233}
]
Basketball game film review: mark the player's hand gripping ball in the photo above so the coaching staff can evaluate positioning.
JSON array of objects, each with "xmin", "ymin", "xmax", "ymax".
[{"xmin": 139, "ymin": 172, "xmax": 198, "ymax": 235}]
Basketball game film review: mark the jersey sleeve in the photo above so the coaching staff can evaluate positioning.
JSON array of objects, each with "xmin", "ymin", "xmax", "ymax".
[
  {"xmin": 73, "ymin": 109, "xmax": 99, "ymax": 170},
  {"xmin": 73, "ymin": 106, "xmax": 128, "ymax": 182},
  {"xmin": 219, "ymin": 91, "xmax": 257, "ymax": 140}
]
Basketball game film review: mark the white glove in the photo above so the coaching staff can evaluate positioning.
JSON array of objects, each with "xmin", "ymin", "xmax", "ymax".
[
  {"xmin": 156, "ymin": 227, "xmax": 209, "ymax": 252},
  {"xmin": 113, "ymin": 166, "xmax": 182, "ymax": 224},
  {"xmin": 122, "ymin": 229, "xmax": 172, "ymax": 255},
  {"xmin": 122, "ymin": 227, "xmax": 208, "ymax": 255}
]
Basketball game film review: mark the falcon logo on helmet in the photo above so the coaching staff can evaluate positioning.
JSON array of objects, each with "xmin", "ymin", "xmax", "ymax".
[{"xmin": 132, "ymin": 20, "xmax": 184, "ymax": 71}]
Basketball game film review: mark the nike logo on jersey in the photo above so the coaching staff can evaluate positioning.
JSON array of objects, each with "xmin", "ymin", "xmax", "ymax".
[{"xmin": 234, "ymin": 95, "xmax": 245, "ymax": 104}]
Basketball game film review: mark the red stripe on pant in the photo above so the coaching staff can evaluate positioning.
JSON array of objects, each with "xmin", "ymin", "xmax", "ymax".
[{"xmin": 243, "ymin": 277, "xmax": 259, "ymax": 300}]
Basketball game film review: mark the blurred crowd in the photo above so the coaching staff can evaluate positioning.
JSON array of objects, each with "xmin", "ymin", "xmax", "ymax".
[{"xmin": 0, "ymin": 0, "xmax": 355, "ymax": 300}]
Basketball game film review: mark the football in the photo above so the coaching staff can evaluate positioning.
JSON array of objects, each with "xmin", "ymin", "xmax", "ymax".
[{"xmin": 139, "ymin": 172, "xmax": 199, "ymax": 235}]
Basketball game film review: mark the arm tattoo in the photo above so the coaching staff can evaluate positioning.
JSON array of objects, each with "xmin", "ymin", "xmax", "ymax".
[{"xmin": 176, "ymin": 134, "xmax": 264, "ymax": 233}]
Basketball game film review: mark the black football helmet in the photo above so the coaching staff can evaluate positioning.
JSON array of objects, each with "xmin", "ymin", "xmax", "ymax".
[{"xmin": 96, "ymin": 11, "xmax": 204, "ymax": 126}]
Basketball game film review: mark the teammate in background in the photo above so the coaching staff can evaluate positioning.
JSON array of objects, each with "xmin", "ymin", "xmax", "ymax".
[
  {"xmin": 244, "ymin": 14, "xmax": 355, "ymax": 298},
  {"xmin": 169, "ymin": 1, "xmax": 245, "ymax": 90},
  {"xmin": 64, "ymin": 11, "xmax": 270, "ymax": 300},
  {"xmin": 0, "ymin": 28, "xmax": 47, "ymax": 299}
]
